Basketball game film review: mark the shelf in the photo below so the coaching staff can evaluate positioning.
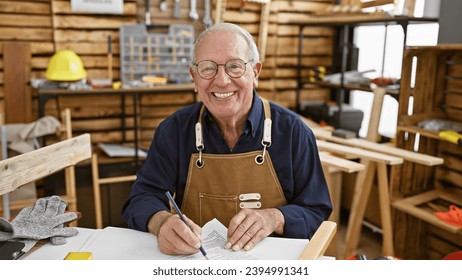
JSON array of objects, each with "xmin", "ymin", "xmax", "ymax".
[
  {"xmin": 392, "ymin": 189, "xmax": 462, "ymax": 235},
  {"xmin": 302, "ymin": 80, "xmax": 399, "ymax": 96},
  {"xmin": 286, "ymin": 13, "xmax": 438, "ymax": 27},
  {"xmin": 396, "ymin": 125, "xmax": 440, "ymax": 140}
]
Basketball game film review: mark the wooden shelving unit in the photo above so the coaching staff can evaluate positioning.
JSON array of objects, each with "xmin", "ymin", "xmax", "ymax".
[
  {"xmin": 288, "ymin": 13, "xmax": 438, "ymax": 112},
  {"xmin": 393, "ymin": 44, "xmax": 462, "ymax": 259}
]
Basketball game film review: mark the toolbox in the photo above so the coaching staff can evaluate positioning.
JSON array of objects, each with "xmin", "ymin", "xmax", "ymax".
[{"xmin": 119, "ymin": 24, "xmax": 194, "ymax": 85}]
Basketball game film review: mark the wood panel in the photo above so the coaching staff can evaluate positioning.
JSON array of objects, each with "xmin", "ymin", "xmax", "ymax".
[{"xmin": 0, "ymin": 0, "xmax": 335, "ymax": 144}]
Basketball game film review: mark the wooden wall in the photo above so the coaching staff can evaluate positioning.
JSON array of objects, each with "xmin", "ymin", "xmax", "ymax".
[{"xmin": 0, "ymin": 0, "xmax": 334, "ymax": 146}]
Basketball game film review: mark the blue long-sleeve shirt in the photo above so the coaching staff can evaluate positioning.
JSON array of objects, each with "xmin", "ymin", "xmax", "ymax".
[{"xmin": 121, "ymin": 92, "xmax": 332, "ymax": 239}]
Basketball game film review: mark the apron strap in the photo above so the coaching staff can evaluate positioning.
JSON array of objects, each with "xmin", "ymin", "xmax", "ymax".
[{"xmin": 195, "ymin": 97, "xmax": 272, "ymax": 152}]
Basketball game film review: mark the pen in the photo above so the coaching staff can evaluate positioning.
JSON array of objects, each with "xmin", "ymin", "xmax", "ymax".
[{"xmin": 165, "ymin": 191, "xmax": 208, "ymax": 260}]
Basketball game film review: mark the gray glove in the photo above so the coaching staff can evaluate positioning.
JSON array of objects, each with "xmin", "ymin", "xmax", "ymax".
[
  {"xmin": 48, "ymin": 197, "xmax": 72, "ymax": 245},
  {"xmin": 11, "ymin": 195, "xmax": 78, "ymax": 240},
  {"xmin": 1, "ymin": 217, "xmax": 38, "ymax": 254},
  {"xmin": 0, "ymin": 217, "xmax": 14, "ymax": 241}
]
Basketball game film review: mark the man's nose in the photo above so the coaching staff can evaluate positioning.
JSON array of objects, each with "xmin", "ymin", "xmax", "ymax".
[{"xmin": 214, "ymin": 66, "xmax": 231, "ymax": 84}]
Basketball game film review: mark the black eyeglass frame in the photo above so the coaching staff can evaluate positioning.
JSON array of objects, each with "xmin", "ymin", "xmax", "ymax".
[{"xmin": 192, "ymin": 59, "xmax": 254, "ymax": 80}]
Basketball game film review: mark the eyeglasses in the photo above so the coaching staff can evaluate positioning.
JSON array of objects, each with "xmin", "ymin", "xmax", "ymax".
[{"xmin": 193, "ymin": 59, "xmax": 254, "ymax": 80}]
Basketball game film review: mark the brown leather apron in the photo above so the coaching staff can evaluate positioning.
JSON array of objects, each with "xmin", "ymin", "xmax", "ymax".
[{"xmin": 180, "ymin": 99, "xmax": 287, "ymax": 227}]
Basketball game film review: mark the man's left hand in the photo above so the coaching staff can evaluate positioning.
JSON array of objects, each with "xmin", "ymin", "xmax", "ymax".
[{"xmin": 225, "ymin": 208, "xmax": 284, "ymax": 251}]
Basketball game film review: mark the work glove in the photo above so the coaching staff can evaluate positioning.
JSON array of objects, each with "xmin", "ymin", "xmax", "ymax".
[
  {"xmin": 0, "ymin": 217, "xmax": 14, "ymax": 241},
  {"xmin": 11, "ymin": 195, "xmax": 79, "ymax": 241},
  {"xmin": 48, "ymin": 197, "xmax": 73, "ymax": 245},
  {"xmin": 0, "ymin": 196, "xmax": 78, "ymax": 255},
  {"xmin": 1, "ymin": 217, "xmax": 38, "ymax": 253}
]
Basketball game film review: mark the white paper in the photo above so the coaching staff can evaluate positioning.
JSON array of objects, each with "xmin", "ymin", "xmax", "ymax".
[
  {"xmin": 168, "ymin": 218, "xmax": 258, "ymax": 260},
  {"xmin": 98, "ymin": 143, "xmax": 147, "ymax": 158},
  {"xmin": 25, "ymin": 220, "xmax": 316, "ymax": 260},
  {"xmin": 71, "ymin": 0, "xmax": 123, "ymax": 14}
]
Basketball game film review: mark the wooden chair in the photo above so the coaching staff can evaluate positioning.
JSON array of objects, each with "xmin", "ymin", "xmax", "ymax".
[
  {"xmin": 0, "ymin": 108, "xmax": 83, "ymax": 226},
  {"xmin": 91, "ymin": 153, "xmax": 137, "ymax": 229},
  {"xmin": 298, "ymin": 221, "xmax": 337, "ymax": 260},
  {"xmin": 0, "ymin": 134, "xmax": 92, "ymax": 213}
]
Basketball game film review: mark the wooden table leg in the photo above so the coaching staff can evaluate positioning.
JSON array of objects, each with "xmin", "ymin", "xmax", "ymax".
[
  {"xmin": 377, "ymin": 162, "xmax": 394, "ymax": 256},
  {"xmin": 322, "ymin": 165, "xmax": 342, "ymax": 257},
  {"xmin": 343, "ymin": 160, "xmax": 376, "ymax": 259}
]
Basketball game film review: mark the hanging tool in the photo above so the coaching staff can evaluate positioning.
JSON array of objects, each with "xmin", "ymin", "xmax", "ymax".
[
  {"xmin": 147, "ymin": 37, "xmax": 151, "ymax": 75},
  {"xmin": 155, "ymin": 36, "xmax": 160, "ymax": 72},
  {"xmin": 160, "ymin": 0, "xmax": 168, "ymax": 12},
  {"xmin": 129, "ymin": 36, "xmax": 134, "ymax": 81},
  {"xmin": 173, "ymin": 0, "xmax": 181, "ymax": 18},
  {"xmin": 189, "ymin": 0, "xmax": 199, "ymax": 21},
  {"xmin": 215, "ymin": 0, "xmax": 227, "ymax": 23},
  {"xmin": 203, "ymin": 0, "xmax": 213, "ymax": 27},
  {"xmin": 240, "ymin": 0, "xmax": 246, "ymax": 13},
  {"xmin": 107, "ymin": 35, "xmax": 113, "ymax": 82},
  {"xmin": 145, "ymin": 0, "xmax": 151, "ymax": 25}
]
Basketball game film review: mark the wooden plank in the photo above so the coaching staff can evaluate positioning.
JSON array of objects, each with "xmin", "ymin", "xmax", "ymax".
[
  {"xmin": 316, "ymin": 140, "xmax": 403, "ymax": 165},
  {"xmin": 446, "ymin": 79, "xmax": 462, "ymax": 94},
  {"xmin": 436, "ymin": 168, "xmax": 462, "ymax": 188},
  {"xmin": 428, "ymin": 236, "xmax": 458, "ymax": 258},
  {"xmin": 439, "ymin": 152, "xmax": 462, "ymax": 173},
  {"xmin": 54, "ymin": 30, "xmax": 120, "ymax": 43},
  {"xmin": 312, "ymin": 127, "xmax": 444, "ymax": 166},
  {"xmin": 0, "ymin": 1, "xmax": 51, "ymax": 14},
  {"xmin": 271, "ymin": 1, "xmax": 330, "ymax": 12},
  {"xmin": 4, "ymin": 42, "xmax": 32, "ymax": 123},
  {"xmin": 0, "ymin": 27, "xmax": 53, "ymax": 41},
  {"xmin": 28, "ymin": 42, "xmax": 55, "ymax": 54},
  {"xmin": 53, "ymin": 15, "xmax": 135, "ymax": 29},
  {"xmin": 0, "ymin": 134, "xmax": 91, "ymax": 195},
  {"xmin": 445, "ymin": 93, "xmax": 462, "ymax": 109},
  {"xmin": 276, "ymin": 25, "xmax": 334, "ymax": 37},
  {"xmin": 276, "ymin": 37, "xmax": 333, "ymax": 56},
  {"xmin": 318, "ymin": 151, "xmax": 365, "ymax": 173},
  {"xmin": 0, "ymin": 14, "xmax": 51, "ymax": 27},
  {"xmin": 275, "ymin": 56, "xmax": 333, "ymax": 67},
  {"xmin": 361, "ymin": 0, "xmax": 395, "ymax": 9}
]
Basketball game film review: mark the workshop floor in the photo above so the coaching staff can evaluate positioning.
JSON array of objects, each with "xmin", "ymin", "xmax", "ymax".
[{"xmin": 326, "ymin": 213, "xmax": 383, "ymax": 260}]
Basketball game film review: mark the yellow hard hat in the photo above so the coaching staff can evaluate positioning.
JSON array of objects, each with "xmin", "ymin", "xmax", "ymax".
[{"xmin": 45, "ymin": 50, "xmax": 87, "ymax": 81}]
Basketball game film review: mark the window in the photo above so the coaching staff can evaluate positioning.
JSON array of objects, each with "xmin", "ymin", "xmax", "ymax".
[{"xmin": 350, "ymin": 0, "xmax": 439, "ymax": 139}]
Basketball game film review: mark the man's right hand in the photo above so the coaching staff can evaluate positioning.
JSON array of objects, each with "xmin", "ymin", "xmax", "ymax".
[{"xmin": 148, "ymin": 211, "xmax": 203, "ymax": 255}]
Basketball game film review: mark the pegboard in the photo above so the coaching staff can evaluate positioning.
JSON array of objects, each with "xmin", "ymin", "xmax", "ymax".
[{"xmin": 119, "ymin": 24, "xmax": 194, "ymax": 85}]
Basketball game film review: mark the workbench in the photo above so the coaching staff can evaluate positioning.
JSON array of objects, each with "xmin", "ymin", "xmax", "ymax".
[{"xmin": 36, "ymin": 83, "xmax": 195, "ymax": 164}]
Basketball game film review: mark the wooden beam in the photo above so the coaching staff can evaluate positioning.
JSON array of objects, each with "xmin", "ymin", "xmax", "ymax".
[{"xmin": 4, "ymin": 42, "xmax": 32, "ymax": 123}]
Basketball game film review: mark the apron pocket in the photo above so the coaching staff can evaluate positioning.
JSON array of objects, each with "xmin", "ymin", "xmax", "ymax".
[{"xmin": 199, "ymin": 193, "xmax": 238, "ymax": 227}]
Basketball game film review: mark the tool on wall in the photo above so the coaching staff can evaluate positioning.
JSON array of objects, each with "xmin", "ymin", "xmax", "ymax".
[
  {"xmin": 107, "ymin": 35, "xmax": 113, "ymax": 82},
  {"xmin": 160, "ymin": 0, "xmax": 168, "ymax": 12},
  {"xmin": 203, "ymin": 0, "xmax": 213, "ymax": 27},
  {"xmin": 173, "ymin": 0, "xmax": 181, "ymax": 18},
  {"xmin": 240, "ymin": 0, "xmax": 246, "ymax": 13},
  {"xmin": 189, "ymin": 0, "xmax": 199, "ymax": 21},
  {"xmin": 129, "ymin": 36, "xmax": 134, "ymax": 81},
  {"xmin": 147, "ymin": 37, "xmax": 152, "ymax": 74},
  {"xmin": 215, "ymin": 0, "xmax": 227, "ymax": 23},
  {"xmin": 145, "ymin": 0, "xmax": 151, "ymax": 25}
]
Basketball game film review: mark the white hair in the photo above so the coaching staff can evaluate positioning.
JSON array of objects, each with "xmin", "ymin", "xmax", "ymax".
[{"xmin": 191, "ymin": 23, "xmax": 260, "ymax": 66}]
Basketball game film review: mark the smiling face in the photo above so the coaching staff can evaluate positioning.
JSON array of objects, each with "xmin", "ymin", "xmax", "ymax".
[{"xmin": 190, "ymin": 29, "xmax": 262, "ymax": 125}]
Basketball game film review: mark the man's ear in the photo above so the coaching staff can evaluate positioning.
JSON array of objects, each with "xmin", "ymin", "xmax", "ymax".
[
  {"xmin": 189, "ymin": 67, "xmax": 198, "ymax": 92},
  {"xmin": 189, "ymin": 67, "xmax": 195, "ymax": 80},
  {"xmin": 253, "ymin": 61, "xmax": 262, "ymax": 88}
]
